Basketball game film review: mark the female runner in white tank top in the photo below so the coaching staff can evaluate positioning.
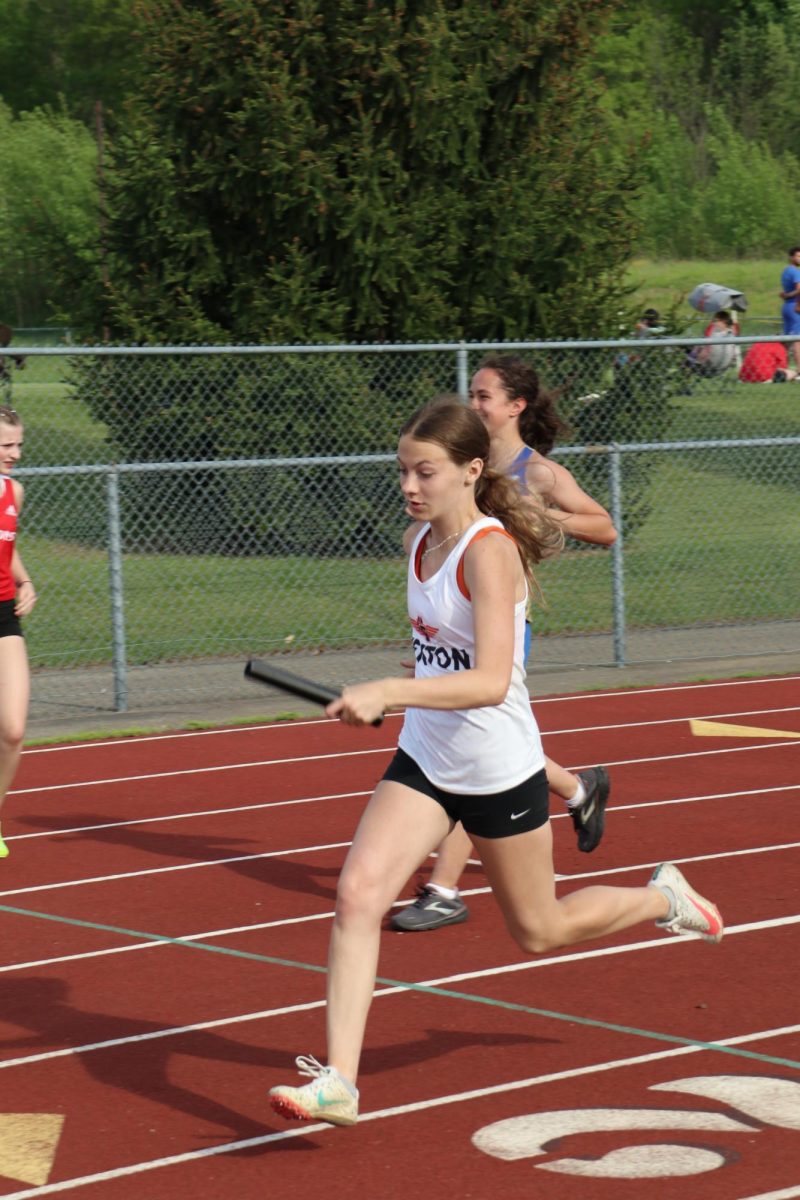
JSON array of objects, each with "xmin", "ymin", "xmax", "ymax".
[{"xmin": 269, "ymin": 400, "xmax": 723, "ymax": 1129}]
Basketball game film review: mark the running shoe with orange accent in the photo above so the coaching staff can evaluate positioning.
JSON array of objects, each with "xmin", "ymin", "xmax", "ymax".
[
  {"xmin": 269, "ymin": 1055, "xmax": 358, "ymax": 1127},
  {"xmin": 650, "ymin": 862, "xmax": 724, "ymax": 943}
]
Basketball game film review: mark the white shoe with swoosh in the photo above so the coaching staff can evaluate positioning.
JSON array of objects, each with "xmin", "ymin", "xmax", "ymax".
[
  {"xmin": 270, "ymin": 1055, "xmax": 359, "ymax": 1126},
  {"xmin": 650, "ymin": 862, "xmax": 724, "ymax": 943}
]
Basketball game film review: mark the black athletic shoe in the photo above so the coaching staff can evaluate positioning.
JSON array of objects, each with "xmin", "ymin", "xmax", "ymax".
[
  {"xmin": 569, "ymin": 766, "xmax": 610, "ymax": 853},
  {"xmin": 390, "ymin": 885, "xmax": 469, "ymax": 931}
]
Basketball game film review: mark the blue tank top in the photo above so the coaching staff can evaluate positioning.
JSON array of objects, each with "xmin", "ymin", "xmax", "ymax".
[
  {"xmin": 504, "ymin": 447, "xmax": 536, "ymax": 662},
  {"xmin": 507, "ymin": 445, "xmax": 534, "ymax": 490}
]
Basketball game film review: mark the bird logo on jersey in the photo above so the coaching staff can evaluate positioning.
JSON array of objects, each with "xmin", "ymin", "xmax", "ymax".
[{"xmin": 410, "ymin": 614, "xmax": 439, "ymax": 641}]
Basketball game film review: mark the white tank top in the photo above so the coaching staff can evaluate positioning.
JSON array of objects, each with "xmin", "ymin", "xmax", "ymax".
[{"xmin": 398, "ymin": 516, "xmax": 545, "ymax": 793}]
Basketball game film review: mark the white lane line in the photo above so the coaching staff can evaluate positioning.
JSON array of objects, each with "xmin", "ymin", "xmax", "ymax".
[
  {"xmin": 0, "ymin": 908, "xmax": 340, "ymax": 974},
  {"xmin": 6, "ymin": 780, "xmax": 800, "ymax": 845},
  {"xmin": 528, "ymin": 674, "xmax": 800, "ymax": 702},
  {"xmin": 2, "ymin": 912, "xmax": 800, "ymax": 1065},
  {"xmin": 21, "ymin": 673, "xmax": 800, "ymax": 759},
  {"xmin": 3, "ymin": 1020, "xmax": 799, "ymax": 1199},
  {"xmin": 5, "ymin": 789, "xmax": 371, "ymax": 842},
  {"xmin": 10, "ymin": 734, "xmax": 800, "ymax": 800},
  {"xmin": 0, "ymin": 839, "xmax": 353, "ymax": 898},
  {"xmin": 537, "ymin": 703, "xmax": 800, "ymax": 737},
  {"xmin": 739, "ymin": 1188, "xmax": 800, "ymax": 1199},
  {"xmin": 0, "ymin": 884, "xmax": 776, "ymax": 975},
  {"xmin": 9, "ymin": 746, "xmax": 394, "ymax": 795},
  {"xmin": 16, "ymin": 704, "xmax": 800, "ymax": 796},
  {"xmin": 1, "ymin": 817, "xmax": 799, "ymax": 901},
  {"xmin": 0, "ymin": 876, "xmax": 571, "ymax": 975}
]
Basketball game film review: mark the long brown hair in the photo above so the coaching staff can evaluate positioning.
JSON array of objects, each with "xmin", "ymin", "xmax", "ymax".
[
  {"xmin": 478, "ymin": 354, "xmax": 568, "ymax": 453},
  {"xmin": 400, "ymin": 400, "xmax": 563, "ymax": 587}
]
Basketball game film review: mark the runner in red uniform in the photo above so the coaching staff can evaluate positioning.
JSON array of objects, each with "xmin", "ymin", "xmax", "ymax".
[{"xmin": 0, "ymin": 405, "xmax": 36, "ymax": 857}]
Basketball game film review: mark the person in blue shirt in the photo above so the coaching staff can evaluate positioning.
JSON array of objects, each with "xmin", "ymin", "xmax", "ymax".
[{"xmin": 779, "ymin": 247, "xmax": 800, "ymax": 373}]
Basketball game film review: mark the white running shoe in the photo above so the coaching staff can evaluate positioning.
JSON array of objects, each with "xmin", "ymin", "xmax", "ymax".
[
  {"xmin": 650, "ymin": 862, "xmax": 724, "ymax": 943},
  {"xmin": 269, "ymin": 1055, "xmax": 359, "ymax": 1126}
]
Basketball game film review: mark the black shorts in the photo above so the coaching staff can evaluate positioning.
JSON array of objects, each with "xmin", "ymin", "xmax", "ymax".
[
  {"xmin": 0, "ymin": 598, "xmax": 22, "ymax": 639},
  {"xmin": 382, "ymin": 747, "xmax": 549, "ymax": 839}
]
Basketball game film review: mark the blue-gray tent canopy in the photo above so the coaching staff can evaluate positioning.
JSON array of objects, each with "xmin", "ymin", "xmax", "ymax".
[{"xmin": 688, "ymin": 282, "xmax": 748, "ymax": 313}]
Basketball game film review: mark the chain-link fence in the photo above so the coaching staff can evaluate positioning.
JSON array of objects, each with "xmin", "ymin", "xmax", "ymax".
[{"xmin": 5, "ymin": 335, "xmax": 800, "ymax": 714}]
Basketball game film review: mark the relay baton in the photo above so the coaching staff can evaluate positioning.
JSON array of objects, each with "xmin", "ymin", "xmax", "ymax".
[{"xmin": 244, "ymin": 658, "xmax": 383, "ymax": 726}]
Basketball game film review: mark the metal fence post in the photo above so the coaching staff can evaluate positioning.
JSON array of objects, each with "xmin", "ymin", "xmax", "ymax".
[
  {"xmin": 607, "ymin": 445, "xmax": 627, "ymax": 666},
  {"xmin": 456, "ymin": 343, "xmax": 469, "ymax": 399},
  {"xmin": 106, "ymin": 467, "xmax": 128, "ymax": 711}
]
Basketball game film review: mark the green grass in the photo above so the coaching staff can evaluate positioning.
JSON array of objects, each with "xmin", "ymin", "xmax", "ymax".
[
  {"xmin": 626, "ymin": 258, "xmax": 784, "ymax": 334},
  {"xmin": 24, "ymin": 545, "xmax": 411, "ymax": 668},
  {"xmin": 23, "ymin": 711, "xmax": 305, "ymax": 745},
  {"xmin": 665, "ymin": 375, "xmax": 800, "ymax": 441},
  {"xmin": 10, "ymin": 357, "xmax": 110, "ymax": 465}
]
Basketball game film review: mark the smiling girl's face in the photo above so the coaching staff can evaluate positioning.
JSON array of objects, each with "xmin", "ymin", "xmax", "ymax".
[{"xmin": 468, "ymin": 367, "xmax": 521, "ymax": 437}]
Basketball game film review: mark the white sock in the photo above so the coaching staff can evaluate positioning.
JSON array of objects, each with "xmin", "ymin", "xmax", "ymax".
[
  {"xmin": 331, "ymin": 1069, "xmax": 359, "ymax": 1098},
  {"xmin": 650, "ymin": 882, "xmax": 677, "ymax": 921},
  {"xmin": 564, "ymin": 776, "xmax": 586, "ymax": 810},
  {"xmin": 428, "ymin": 882, "xmax": 459, "ymax": 900}
]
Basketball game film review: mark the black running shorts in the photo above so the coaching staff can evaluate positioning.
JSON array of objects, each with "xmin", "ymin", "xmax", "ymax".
[
  {"xmin": 0, "ymin": 598, "xmax": 22, "ymax": 639},
  {"xmin": 382, "ymin": 747, "xmax": 549, "ymax": 839}
]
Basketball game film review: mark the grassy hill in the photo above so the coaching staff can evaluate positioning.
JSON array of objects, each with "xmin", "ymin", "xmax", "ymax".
[{"xmin": 626, "ymin": 259, "xmax": 784, "ymax": 334}]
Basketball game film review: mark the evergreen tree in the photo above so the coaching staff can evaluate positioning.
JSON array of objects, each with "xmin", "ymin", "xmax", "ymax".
[{"xmin": 98, "ymin": 0, "xmax": 640, "ymax": 344}]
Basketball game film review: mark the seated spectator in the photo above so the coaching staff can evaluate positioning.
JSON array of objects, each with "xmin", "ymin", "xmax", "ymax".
[
  {"xmin": 704, "ymin": 314, "xmax": 741, "ymax": 337},
  {"xmin": 614, "ymin": 308, "xmax": 666, "ymax": 375},
  {"xmin": 681, "ymin": 310, "xmax": 736, "ymax": 390},
  {"xmin": 636, "ymin": 308, "xmax": 666, "ymax": 337},
  {"xmin": 738, "ymin": 341, "xmax": 796, "ymax": 382}
]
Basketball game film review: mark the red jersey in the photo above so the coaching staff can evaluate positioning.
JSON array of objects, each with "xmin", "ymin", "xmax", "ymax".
[
  {"xmin": 739, "ymin": 342, "xmax": 787, "ymax": 382},
  {"xmin": 0, "ymin": 475, "xmax": 17, "ymax": 601}
]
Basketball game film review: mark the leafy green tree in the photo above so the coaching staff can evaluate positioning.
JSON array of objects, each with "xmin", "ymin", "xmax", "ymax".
[
  {"xmin": 597, "ymin": 0, "xmax": 800, "ymax": 258},
  {"xmin": 0, "ymin": 102, "xmax": 98, "ymax": 325},
  {"xmin": 98, "ymin": 0, "xmax": 640, "ymax": 345},
  {"xmin": 0, "ymin": 0, "xmax": 140, "ymax": 122},
  {"xmin": 700, "ymin": 111, "xmax": 800, "ymax": 255}
]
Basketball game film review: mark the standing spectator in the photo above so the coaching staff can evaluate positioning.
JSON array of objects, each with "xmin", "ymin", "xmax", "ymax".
[{"xmin": 779, "ymin": 247, "xmax": 800, "ymax": 374}]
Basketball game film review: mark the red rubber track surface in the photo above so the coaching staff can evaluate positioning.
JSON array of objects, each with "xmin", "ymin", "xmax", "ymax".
[{"xmin": 1, "ymin": 675, "xmax": 799, "ymax": 1199}]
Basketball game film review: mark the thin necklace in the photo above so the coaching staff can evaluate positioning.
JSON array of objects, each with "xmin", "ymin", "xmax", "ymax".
[{"xmin": 421, "ymin": 529, "xmax": 464, "ymax": 559}]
